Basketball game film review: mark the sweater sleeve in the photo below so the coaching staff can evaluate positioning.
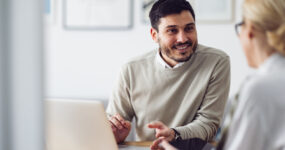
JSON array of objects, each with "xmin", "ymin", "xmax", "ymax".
[
  {"xmin": 175, "ymin": 56, "xmax": 231, "ymax": 141},
  {"xmin": 106, "ymin": 64, "xmax": 135, "ymax": 121}
]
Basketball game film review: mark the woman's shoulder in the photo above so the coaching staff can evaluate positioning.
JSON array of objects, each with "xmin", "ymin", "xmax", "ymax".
[{"xmin": 240, "ymin": 73, "xmax": 285, "ymax": 106}]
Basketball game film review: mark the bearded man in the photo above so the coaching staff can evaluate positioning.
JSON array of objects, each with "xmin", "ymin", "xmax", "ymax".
[{"xmin": 106, "ymin": 0, "xmax": 230, "ymax": 149}]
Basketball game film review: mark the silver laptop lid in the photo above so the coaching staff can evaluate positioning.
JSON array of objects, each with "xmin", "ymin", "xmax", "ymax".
[{"xmin": 45, "ymin": 99, "xmax": 118, "ymax": 150}]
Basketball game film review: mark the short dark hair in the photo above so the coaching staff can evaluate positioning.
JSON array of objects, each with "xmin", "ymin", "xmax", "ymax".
[{"xmin": 149, "ymin": 0, "xmax": 195, "ymax": 31}]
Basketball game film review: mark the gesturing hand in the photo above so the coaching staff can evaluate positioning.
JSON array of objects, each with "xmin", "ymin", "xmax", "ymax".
[
  {"xmin": 148, "ymin": 121, "xmax": 175, "ymax": 150},
  {"xmin": 109, "ymin": 113, "xmax": 131, "ymax": 143}
]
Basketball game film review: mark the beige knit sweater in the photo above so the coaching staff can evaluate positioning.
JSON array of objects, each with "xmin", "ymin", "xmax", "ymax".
[{"xmin": 106, "ymin": 44, "xmax": 230, "ymax": 141}]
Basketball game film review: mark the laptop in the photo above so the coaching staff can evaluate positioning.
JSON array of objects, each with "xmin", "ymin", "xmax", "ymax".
[{"xmin": 45, "ymin": 99, "xmax": 118, "ymax": 150}]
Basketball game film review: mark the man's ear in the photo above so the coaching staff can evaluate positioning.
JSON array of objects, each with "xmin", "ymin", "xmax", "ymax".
[{"xmin": 150, "ymin": 28, "xmax": 159, "ymax": 43}]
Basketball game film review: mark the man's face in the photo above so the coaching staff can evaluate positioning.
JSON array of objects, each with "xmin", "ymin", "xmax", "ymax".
[{"xmin": 151, "ymin": 10, "xmax": 198, "ymax": 66}]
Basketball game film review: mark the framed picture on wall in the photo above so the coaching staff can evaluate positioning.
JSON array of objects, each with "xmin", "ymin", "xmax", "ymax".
[
  {"xmin": 63, "ymin": 0, "xmax": 133, "ymax": 30},
  {"xmin": 141, "ymin": 0, "xmax": 234, "ymax": 24},
  {"xmin": 141, "ymin": 0, "xmax": 195, "ymax": 24},
  {"xmin": 194, "ymin": 0, "xmax": 234, "ymax": 23}
]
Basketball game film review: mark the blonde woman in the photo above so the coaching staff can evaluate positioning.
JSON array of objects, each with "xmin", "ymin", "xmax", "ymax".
[{"xmin": 224, "ymin": 0, "xmax": 285, "ymax": 149}]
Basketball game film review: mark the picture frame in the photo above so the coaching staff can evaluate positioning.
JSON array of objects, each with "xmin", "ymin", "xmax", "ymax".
[
  {"xmin": 63, "ymin": 0, "xmax": 133, "ymax": 30},
  {"xmin": 141, "ymin": 0, "xmax": 234, "ymax": 24},
  {"xmin": 194, "ymin": 0, "xmax": 235, "ymax": 23}
]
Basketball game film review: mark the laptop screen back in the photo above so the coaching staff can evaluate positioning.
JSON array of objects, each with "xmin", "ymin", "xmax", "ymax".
[{"xmin": 45, "ymin": 99, "xmax": 118, "ymax": 150}]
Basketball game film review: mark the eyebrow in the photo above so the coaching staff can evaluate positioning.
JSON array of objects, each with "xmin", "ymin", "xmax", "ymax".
[{"xmin": 165, "ymin": 23, "xmax": 195, "ymax": 28}]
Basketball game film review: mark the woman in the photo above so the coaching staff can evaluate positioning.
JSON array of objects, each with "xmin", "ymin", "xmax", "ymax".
[{"xmin": 224, "ymin": 0, "xmax": 285, "ymax": 149}]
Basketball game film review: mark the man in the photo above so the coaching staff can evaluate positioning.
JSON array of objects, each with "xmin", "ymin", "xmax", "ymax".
[{"xmin": 106, "ymin": 0, "xmax": 230, "ymax": 149}]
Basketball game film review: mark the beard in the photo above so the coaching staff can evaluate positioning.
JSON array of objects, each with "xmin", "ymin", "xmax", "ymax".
[{"xmin": 159, "ymin": 40, "xmax": 198, "ymax": 63}]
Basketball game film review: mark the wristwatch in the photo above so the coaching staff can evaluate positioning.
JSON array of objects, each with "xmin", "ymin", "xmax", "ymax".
[{"xmin": 171, "ymin": 128, "xmax": 182, "ymax": 141}]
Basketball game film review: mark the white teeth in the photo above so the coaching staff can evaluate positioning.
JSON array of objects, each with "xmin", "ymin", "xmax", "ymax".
[{"xmin": 176, "ymin": 45, "xmax": 188, "ymax": 50}]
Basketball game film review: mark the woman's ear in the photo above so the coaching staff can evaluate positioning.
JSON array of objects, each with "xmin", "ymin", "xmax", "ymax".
[
  {"xmin": 247, "ymin": 21, "xmax": 255, "ymax": 39},
  {"xmin": 150, "ymin": 28, "xmax": 158, "ymax": 43}
]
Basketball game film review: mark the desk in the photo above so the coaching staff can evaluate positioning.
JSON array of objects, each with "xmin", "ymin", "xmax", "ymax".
[
  {"xmin": 123, "ymin": 141, "xmax": 152, "ymax": 147},
  {"xmin": 119, "ymin": 141, "xmax": 151, "ymax": 150}
]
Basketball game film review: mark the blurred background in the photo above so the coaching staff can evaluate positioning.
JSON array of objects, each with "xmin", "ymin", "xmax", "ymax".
[{"xmin": 0, "ymin": 0, "xmax": 253, "ymax": 150}]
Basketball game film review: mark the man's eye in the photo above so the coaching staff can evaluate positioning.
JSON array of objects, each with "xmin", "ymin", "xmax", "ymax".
[
  {"xmin": 167, "ymin": 29, "xmax": 177, "ymax": 33},
  {"xmin": 185, "ymin": 26, "xmax": 194, "ymax": 32}
]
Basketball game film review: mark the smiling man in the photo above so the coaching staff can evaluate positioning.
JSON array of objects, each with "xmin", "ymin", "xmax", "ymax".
[
  {"xmin": 151, "ymin": 9, "xmax": 197, "ymax": 67},
  {"xmin": 106, "ymin": 0, "xmax": 230, "ymax": 149}
]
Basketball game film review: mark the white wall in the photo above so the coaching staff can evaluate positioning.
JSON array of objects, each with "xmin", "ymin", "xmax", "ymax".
[{"xmin": 45, "ymin": 0, "xmax": 252, "ymax": 100}]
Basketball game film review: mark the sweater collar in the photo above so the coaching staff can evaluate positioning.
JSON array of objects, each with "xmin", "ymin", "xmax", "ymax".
[{"xmin": 155, "ymin": 51, "xmax": 187, "ymax": 69}]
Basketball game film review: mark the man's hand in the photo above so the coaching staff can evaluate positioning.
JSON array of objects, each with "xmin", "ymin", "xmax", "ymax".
[
  {"xmin": 148, "ymin": 121, "xmax": 175, "ymax": 150},
  {"xmin": 109, "ymin": 113, "xmax": 131, "ymax": 143}
]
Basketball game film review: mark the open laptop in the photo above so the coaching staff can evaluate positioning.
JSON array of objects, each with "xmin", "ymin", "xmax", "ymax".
[
  {"xmin": 45, "ymin": 99, "xmax": 118, "ymax": 150},
  {"xmin": 45, "ymin": 99, "xmax": 149, "ymax": 150}
]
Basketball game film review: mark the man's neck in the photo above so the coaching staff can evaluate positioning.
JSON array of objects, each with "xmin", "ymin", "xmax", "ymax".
[{"xmin": 160, "ymin": 52, "xmax": 178, "ymax": 67}]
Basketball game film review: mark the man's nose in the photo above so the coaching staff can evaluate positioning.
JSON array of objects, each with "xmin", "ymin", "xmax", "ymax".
[{"xmin": 177, "ymin": 32, "xmax": 188, "ymax": 43}]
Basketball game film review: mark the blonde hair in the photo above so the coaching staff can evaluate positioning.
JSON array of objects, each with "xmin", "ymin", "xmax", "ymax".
[{"xmin": 243, "ymin": 0, "xmax": 285, "ymax": 55}]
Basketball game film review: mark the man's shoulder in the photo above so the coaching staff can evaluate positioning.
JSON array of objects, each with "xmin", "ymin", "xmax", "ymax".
[
  {"xmin": 196, "ymin": 44, "xmax": 229, "ymax": 59},
  {"xmin": 124, "ymin": 50, "xmax": 157, "ymax": 67}
]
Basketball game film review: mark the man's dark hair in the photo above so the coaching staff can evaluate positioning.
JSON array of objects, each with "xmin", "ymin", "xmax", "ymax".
[{"xmin": 149, "ymin": 0, "xmax": 195, "ymax": 31}]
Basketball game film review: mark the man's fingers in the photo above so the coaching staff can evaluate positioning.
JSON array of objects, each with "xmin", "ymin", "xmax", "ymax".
[
  {"xmin": 156, "ymin": 132, "xmax": 163, "ymax": 138},
  {"xmin": 115, "ymin": 114, "xmax": 130, "ymax": 128},
  {"xmin": 109, "ymin": 121, "xmax": 118, "ymax": 132},
  {"xmin": 115, "ymin": 113, "xmax": 125, "ymax": 122},
  {"xmin": 153, "ymin": 137, "xmax": 164, "ymax": 146},
  {"xmin": 148, "ymin": 121, "xmax": 170, "ymax": 138},
  {"xmin": 150, "ymin": 141, "xmax": 160, "ymax": 150},
  {"xmin": 110, "ymin": 116, "xmax": 124, "ymax": 130},
  {"xmin": 148, "ymin": 121, "xmax": 164, "ymax": 129},
  {"xmin": 150, "ymin": 137, "xmax": 164, "ymax": 150},
  {"xmin": 124, "ymin": 120, "xmax": 131, "ymax": 129},
  {"xmin": 155, "ymin": 129, "xmax": 170, "ymax": 138}
]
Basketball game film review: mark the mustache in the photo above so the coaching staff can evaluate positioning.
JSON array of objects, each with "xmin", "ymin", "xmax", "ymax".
[{"xmin": 172, "ymin": 41, "xmax": 193, "ymax": 49}]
